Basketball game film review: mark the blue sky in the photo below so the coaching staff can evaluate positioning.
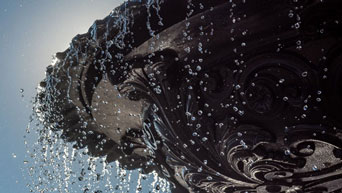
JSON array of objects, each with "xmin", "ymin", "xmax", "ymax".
[{"xmin": 0, "ymin": 0, "xmax": 124, "ymax": 192}]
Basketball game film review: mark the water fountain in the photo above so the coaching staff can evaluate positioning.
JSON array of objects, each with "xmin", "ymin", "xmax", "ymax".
[{"xmin": 30, "ymin": 0, "xmax": 342, "ymax": 192}]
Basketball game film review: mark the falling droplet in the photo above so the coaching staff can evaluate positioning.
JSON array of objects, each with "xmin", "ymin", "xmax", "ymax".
[
  {"xmin": 288, "ymin": 12, "xmax": 294, "ymax": 18},
  {"xmin": 312, "ymin": 165, "xmax": 318, "ymax": 171},
  {"xmin": 184, "ymin": 47, "xmax": 191, "ymax": 53},
  {"xmin": 284, "ymin": 149, "xmax": 291, "ymax": 156},
  {"xmin": 196, "ymin": 65, "xmax": 202, "ymax": 71},
  {"xmin": 294, "ymin": 22, "xmax": 300, "ymax": 29},
  {"xmin": 240, "ymin": 140, "xmax": 248, "ymax": 149},
  {"xmin": 301, "ymin": 71, "xmax": 308, "ymax": 77}
]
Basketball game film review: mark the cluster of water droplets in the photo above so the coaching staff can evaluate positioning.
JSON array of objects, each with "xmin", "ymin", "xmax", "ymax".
[
  {"xmin": 23, "ymin": 111, "xmax": 170, "ymax": 192},
  {"xmin": 21, "ymin": 0, "xmax": 178, "ymax": 191},
  {"xmin": 21, "ymin": 0, "xmax": 338, "ymax": 191}
]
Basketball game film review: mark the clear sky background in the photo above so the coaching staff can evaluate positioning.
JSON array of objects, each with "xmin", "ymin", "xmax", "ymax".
[{"xmin": 0, "ymin": 0, "xmax": 124, "ymax": 192}]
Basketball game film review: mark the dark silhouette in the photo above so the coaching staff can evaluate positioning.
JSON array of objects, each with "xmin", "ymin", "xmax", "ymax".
[{"xmin": 37, "ymin": 0, "xmax": 342, "ymax": 192}]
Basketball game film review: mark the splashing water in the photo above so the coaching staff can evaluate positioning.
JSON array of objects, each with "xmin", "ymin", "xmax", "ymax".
[
  {"xmin": 24, "ymin": 115, "xmax": 170, "ymax": 192},
  {"xmin": 22, "ymin": 0, "xmax": 340, "ymax": 192},
  {"xmin": 22, "ymin": 0, "xmax": 175, "ymax": 192}
]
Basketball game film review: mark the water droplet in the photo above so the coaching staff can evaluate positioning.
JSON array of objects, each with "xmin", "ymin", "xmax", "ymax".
[
  {"xmin": 197, "ymin": 167, "xmax": 203, "ymax": 172},
  {"xmin": 196, "ymin": 65, "xmax": 202, "ymax": 71},
  {"xmin": 312, "ymin": 165, "xmax": 318, "ymax": 171},
  {"xmin": 288, "ymin": 12, "xmax": 294, "ymax": 18},
  {"xmin": 294, "ymin": 22, "xmax": 300, "ymax": 29},
  {"xmin": 233, "ymin": 106, "xmax": 238, "ymax": 112},
  {"xmin": 301, "ymin": 71, "xmax": 308, "ymax": 77},
  {"xmin": 240, "ymin": 140, "xmax": 248, "ymax": 149},
  {"xmin": 284, "ymin": 149, "xmax": 291, "ymax": 155},
  {"xmin": 184, "ymin": 47, "xmax": 191, "ymax": 53},
  {"xmin": 20, "ymin": 88, "xmax": 24, "ymax": 93},
  {"xmin": 154, "ymin": 87, "xmax": 162, "ymax": 94}
]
